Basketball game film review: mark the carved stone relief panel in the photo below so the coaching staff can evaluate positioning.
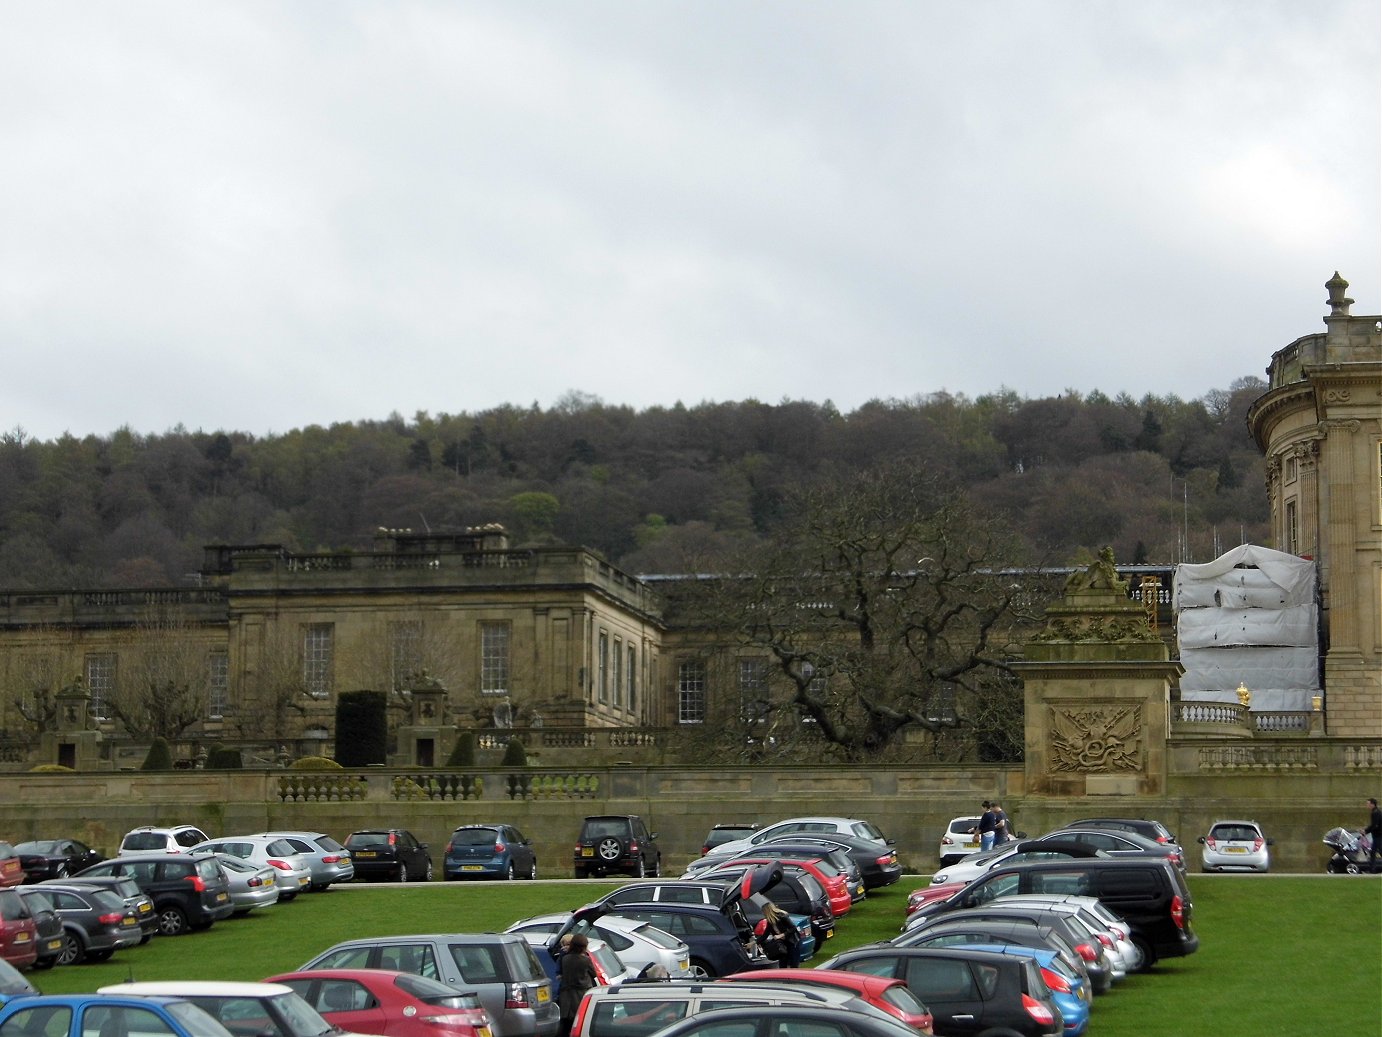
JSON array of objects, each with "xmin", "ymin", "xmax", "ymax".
[{"xmin": 1048, "ymin": 703, "xmax": 1144, "ymax": 773}]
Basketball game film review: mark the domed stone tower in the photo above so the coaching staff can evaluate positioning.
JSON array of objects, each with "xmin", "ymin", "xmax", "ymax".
[{"xmin": 1247, "ymin": 273, "xmax": 1382, "ymax": 735}]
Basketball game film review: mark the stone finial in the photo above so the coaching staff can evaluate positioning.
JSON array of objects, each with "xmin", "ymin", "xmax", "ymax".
[{"xmin": 1325, "ymin": 272, "xmax": 1353, "ymax": 316}]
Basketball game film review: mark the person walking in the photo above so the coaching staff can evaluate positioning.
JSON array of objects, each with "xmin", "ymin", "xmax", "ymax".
[
  {"xmin": 1367, "ymin": 797, "xmax": 1382, "ymax": 870},
  {"xmin": 756, "ymin": 901, "xmax": 800, "ymax": 968},
  {"xmin": 975, "ymin": 801, "xmax": 999, "ymax": 852},
  {"xmin": 557, "ymin": 933, "xmax": 598, "ymax": 1037},
  {"xmin": 992, "ymin": 802, "xmax": 1012, "ymax": 846}
]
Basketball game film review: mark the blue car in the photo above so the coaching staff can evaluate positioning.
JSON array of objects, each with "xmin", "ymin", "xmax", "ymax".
[
  {"xmin": 444, "ymin": 825, "xmax": 537, "ymax": 881},
  {"xmin": 0, "ymin": 995, "xmax": 235, "ymax": 1037},
  {"xmin": 959, "ymin": 944, "xmax": 1090, "ymax": 1036}
]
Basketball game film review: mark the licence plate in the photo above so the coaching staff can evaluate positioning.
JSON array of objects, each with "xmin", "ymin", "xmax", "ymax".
[
  {"xmin": 462, "ymin": 865, "xmax": 484, "ymax": 872},
  {"xmin": 298, "ymin": 876, "xmax": 311, "ymax": 887},
  {"xmin": 216, "ymin": 892, "xmax": 228, "ymax": 902},
  {"xmin": 355, "ymin": 851, "xmax": 377, "ymax": 858},
  {"xmin": 677, "ymin": 961, "xmax": 689, "ymax": 972},
  {"xmin": 138, "ymin": 903, "xmax": 151, "ymax": 914},
  {"xmin": 536, "ymin": 988, "xmax": 550, "ymax": 1003},
  {"xmin": 45, "ymin": 938, "xmax": 62, "ymax": 952},
  {"xmin": 477, "ymin": 1029, "xmax": 492, "ymax": 1037},
  {"xmin": 14, "ymin": 933, "xmax": 28, "ymax": 944},
  {"xmin": 121, "ymin": 918, "xmax": 137, "ymax": 929},
  {"xmin": 1225, "ymin": 846, "xmax": 1247, "ymax": 853},
  {"xmin": 581, "ymin": 848, "xmax": 594, "ymax": 857}
]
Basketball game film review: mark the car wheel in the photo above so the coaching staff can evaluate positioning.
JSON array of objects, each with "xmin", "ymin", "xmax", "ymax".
[
  {"xmin": 1131, "ymin": 936, "xmax": 1156, "ymax": 970},
  {"xmin": 57, "ymin": 931, "xmax": 85, "ymax": 966},
  {"xmin": 505, "ymin": 862, "xmax": 516, "ymax": 881},
  {"xmin": 528, "ymin": 859, "xmax": 538, "ymax": 880},
  {"xmin": 158, "ymin": 905, "xmax": 190, "ymax": 936},
  {"xmin": 597, "ymin": 837, "xmax": 625, "ymax": 863},
  {"xmin": 634, "ymin": 857, "xmax": 646, "ymax": 879},
  {"xmin": 424, "ymin": 860, "xmax": 433, "ymax": 882},
  {"xmin": 651, "ymin": 855, "xmax": 661, "ymax": 878},
  {"xmin": 688, "ymin": 959, "xmax": 714, "ymax": 979},
  {"xmin": 398, "ymin": 863, "xmax": 410, "ymax": 883},
  {"xmin": 54, "ymin": 863, "xmax": 69, "ymax": 879}
]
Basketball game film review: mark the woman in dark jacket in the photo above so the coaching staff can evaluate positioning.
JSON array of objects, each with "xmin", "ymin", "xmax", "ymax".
[{"xmin": 557, "ymin": 932, "xmax": 598, "ymax": 1037}]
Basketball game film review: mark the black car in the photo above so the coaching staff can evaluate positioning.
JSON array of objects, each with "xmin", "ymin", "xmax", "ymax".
[
  {"xmin": 76, "ymin": 852, "xmax": 234, "ymax": 935},
  {"xmin": 47, "ymin": 874, "xmax": 158, "ymax": 943},
  {"xmin": 13, "ymin": 887, "xmax": 65, "ymax": 969},
  {"xmin": 38, "ymin": 882, "xmax": 143, "ymax": 965},
  {"xmin": 820, "ymin": 945, "xmax": 1064, "ymax": 1037},
  {"xmin": 595, "ymin": 902, "xmax": 767, "ymax": 978},
  {"xmin": 344, "ymin": 829, "xmax": 433, "ymax": 882},
  {"xmin": 574, "ymin": 816, "xmax": 660, "ymax": 879},
  {"xmin": 1039, "ymin": 827, "xmax": 1186, "ymax": 873},
  {"xmin": 745, "ymin": 833, "xmax": 904, "ymax": 890},
  {"xmin": 701, "ymin": 824, "xmax": 758, "ymax": 856},
  {"xmin": 897, "ymin": 916, "xmax": 1095, "ymax": 993},
  {"xmin": 14, "ymin": 840, "xmax": 104, "ymax": 882}
]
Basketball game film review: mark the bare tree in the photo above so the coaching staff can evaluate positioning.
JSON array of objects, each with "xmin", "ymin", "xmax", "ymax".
[
  {"xmin": 677, "ymin": 463, "xmax": 1037, "ymax": 761},
  {"xmin": 104, "ymin": 606, "xmax": 214, "ymax": 740},
  {"xmin": 234, "ymin": 623, "xmax": 312, "ymax": 742},
  {"xmin": 9, "ymin": 626, "xmax": 77, "ymax": 739}
]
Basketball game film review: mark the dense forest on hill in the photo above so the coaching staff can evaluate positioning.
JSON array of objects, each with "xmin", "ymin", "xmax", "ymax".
[{"xmin": 0, "ymin": 377, "xmax": 1271, "ymax": 590}]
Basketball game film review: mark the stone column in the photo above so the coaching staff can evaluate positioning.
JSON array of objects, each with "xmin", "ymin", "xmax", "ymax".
[{"xmin": 1014, "ymin": 549, "xmax": 1182, "ymax": 797}]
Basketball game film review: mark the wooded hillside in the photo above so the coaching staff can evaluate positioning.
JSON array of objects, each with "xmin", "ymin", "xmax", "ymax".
[{"xmin": 0, "ymin": 378, "xmax": 1270, "ymax": 589}]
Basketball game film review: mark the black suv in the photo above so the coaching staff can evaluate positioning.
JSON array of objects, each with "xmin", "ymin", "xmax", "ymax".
[
  {"xmin": 574, "ymin": 816, "xmax": 660, "ymax": 879},
  {"xmin": 76, "ymin": 852, "xmax": 233, "ymax": 935}
]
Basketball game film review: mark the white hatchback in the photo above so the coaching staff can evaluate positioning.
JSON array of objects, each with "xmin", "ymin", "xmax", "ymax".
[
  {"xmin": 705, "ymin": 817, "xmax": 890, "ymax": 860},
  {"xmin": 1198, "ymin": 820, "xmax": 1272, "ymax": 872},
  {"xmin": 937, "ymin": 816, "xmax": 983, "ymax": 865}
]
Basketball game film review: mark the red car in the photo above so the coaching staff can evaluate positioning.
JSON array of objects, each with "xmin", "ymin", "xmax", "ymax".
[
  {"xmin": 266, "ymin": 968, "xmax": 493, "ymax": 1037},
  {"xmin": 0, "ymin": 890, "xmax": 38, "ymax": 969},
  {"xmin": 724, "ymin": 968, "xmax": 934, "ymax": 1034},
  {"xmin": 719, "ymin": 856, "xmax": 853, "ymax": 918},
  {"xmin": 0, "ymin": 844, "xmax": 24, "ymax": 889},
  {"xmin": 905, "ymin": 883, "xmax": 964, "ymax": 917}
]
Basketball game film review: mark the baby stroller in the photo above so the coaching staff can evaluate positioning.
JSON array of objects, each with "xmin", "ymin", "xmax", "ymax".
[{"xmin": 1322, "ymin": 826, "xmax": 1382, "ymax": 873}]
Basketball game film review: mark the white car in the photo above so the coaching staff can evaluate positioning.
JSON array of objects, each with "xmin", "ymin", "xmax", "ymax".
[
  {"xmin": 119, "ymin": 825, "xmax": 211, "ymax": 855},
  {"xmin": 704, "ymin": 817, "xmax": 890, "ymax": 860},
  {"xmin": 190, "ymin": 837, "xmax": 315, "ymax": 899},
  {"xmin": 505, "ymin": 913, "xmax": 691, "ymax": 979},
  {"xmin": 930, "ymin": 838, "xmax": 1109, "ymax": 886},
  {"xmin": 252, "ymin": 831, "xmax": 355, "ymax": 890},
  {"xmin": 1198, "ymin": 819, "xmax": 1272, "ymax": 872},
  {"xmin": 509, "ymin": 933, "xmax": 639, "ymax": 985},
  {"xmin": 997, "ymin": 893, "xmax": 1144, "ymax": 974},
  {"xmin": 98, "ymin": 981, "xmax": 370, "ymax": 1037},
  {"xmin": 937, "ymin": 816, "xmax": 983, "ymax": 865}
]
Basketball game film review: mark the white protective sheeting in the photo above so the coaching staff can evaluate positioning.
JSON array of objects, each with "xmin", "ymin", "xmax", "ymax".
[{"xmin": 1174, "ymin": 545, "xmax": 1320, "ymax": 711}]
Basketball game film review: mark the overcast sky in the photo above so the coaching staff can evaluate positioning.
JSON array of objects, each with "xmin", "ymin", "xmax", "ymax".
[{"xmin": 2, "ymin": 2, "xmax": 1378, "ymax": 442}]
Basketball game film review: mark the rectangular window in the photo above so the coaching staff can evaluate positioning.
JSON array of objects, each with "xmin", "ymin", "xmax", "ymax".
[
  {"xmin": 598, "ymin": 632, "xmax": 610, "ymax": 704},
  {"xmin": 391, "ymin": 620, "xmax": 423, "ymax": 691},
  {"xmin": 1285, "ymin": 500, "xmax": 1299, "ymax": 555},
  {"xmin": 677, "ymin": 660, "xmax": 706, "ymax": 724},
  {"xmin": 480, "ymin": 623, "xmax": 509, "ymax": 696},
  {"xmin": 612, "ymin": 638, "xmax": 623, "ymax": 708},
  {"xmin": 738, "ymin": 658, "xmax": 769, "ymax": 723},
  {"xmin": 1284, "ymin": 453, "xmax": 1298, "ymax": 482},
  {"xmin": 303, "ymin": 623, "xmax": 334, "ymax": 698},
  {"xmin": 207, "ymin": 651, "xmax": 229, "ymax": 718},
  {"xmin": 627, "ymin": 645, "xmax": 637, "ymax": 713},
  {"xmin": 85, "ymin": 653, "xmax": 116, "ymax": 719}
]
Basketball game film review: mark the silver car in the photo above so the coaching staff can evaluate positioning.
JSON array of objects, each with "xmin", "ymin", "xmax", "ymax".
[
  {"xmin": 505, "ymin": 913, "xmax": 692, "ymax": 978},
  {"xmin": 253, "ymin": 831, "xmax": 355, "ymax": 890},
  {"xmin": 213, "ymin": 853, "xmax": 281, "ymax": 915},
  {"xmin": 191, "ymin": 837, "xmax": 313, "ymax": 900}
]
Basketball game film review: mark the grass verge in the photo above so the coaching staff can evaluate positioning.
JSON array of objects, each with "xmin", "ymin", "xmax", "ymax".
[{"xmin": 28, "ymin": 876, "xmax": 1382, "ymax": 1037}]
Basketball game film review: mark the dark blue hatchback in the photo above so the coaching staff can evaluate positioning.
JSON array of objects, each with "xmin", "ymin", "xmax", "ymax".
[{"xmin": 444, "ymin": 825, "xmax": 538, "ymax": 881}]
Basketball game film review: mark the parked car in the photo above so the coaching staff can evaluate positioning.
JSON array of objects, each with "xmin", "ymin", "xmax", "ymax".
[
  {"xmin": 568, "ymin": 979, "xmax": 907, "ymax": 1037},
  {"xmin": 343, "ymin": 830, "xmax": 433, "ymax": 883},
  {"xmin": 908, "ymin": 856, "xmax": 1199, "ymax": 968},
  {"xmin": 722, "ymin": 969, "xmax": 935, "ymax": 1033},
  {"xmin": 44, "ymin": 875, "xmax": 158, "ymax": 943},
  {"xmin": 701, "ymin": 824, "xmax": 758, "ymax": 856},
  {"xmin": 764, "ymin": 833, "xmax": 903, "ymax": 890},
  {"xmin": 252, "ymin": 832, "xmax": 355, "ymax": 890},
  {"xmin": 586, "ymin": 902, "xmax": 769, "ymax": 978},
  {"xmin": 596, "ymin": 1003, "xmax": 923, "ymax": 1037},
  {"xmin": 212, "ymin": 854, "xmax": 281, "ymax": 915},
  {"xmin": 76, "ymin": 851, "xmax": 235, "ymax": 935},
  {"xmin": 717, "ymin": 842, "xmax": 865, "ymax": 903},
  {"xmin": 1037, "ymin": 827, "xmax": 1186, "ymax": 873},
  {"xmin": 445, "ymin": 825, "xmax": 537, "ymax": 881},
  {"xmin": 14, "ymin": 840, "xmax": 104, "ymax": 882},
  {"xmin": 706, "ymin": 818, "xmax": 891, "ymax": 861},
  {"xmin": 689, "ymin": 864, "xmax": 835, "ymax": 947},
  {"xmin": 573, "ymin": 816, "xmax": 660, "ymax": 879},
  {"xmin": 819, "ymin": 945, "xmax": 1064, "ymax": 1037},
  {"xmin": 893, "ymin": 917, "xmax": 1093, "ymax": 997},
  {"xmin": 0, "ymin": 957, "xmax": 38, "ymax": 1003},
  {"xmin": 504, "ymin": 914, "xmax": 691, "ymax": 979},
  {"xmin": 992, "ymin": 894, "xmax": 1144, "ymax": 974},
  {"xmin": 937, "ymin": 817, "xmax": 984, "ymax": 865},
  {"xmin": 37, "ymin": 883, "xmax": 142, "ymax": 965},
  {"xmin": 1198, "ymin": 819, "xmax": 1272, "ymax": 872},
  {"xmin": 118, "ymin": 825, "xmax": 211, "ymax": 855},
  {"xmin": 705, "ymin": 855, "xmax": 852, "ymax": 918},
  {"xmin": 0, "ymin": 846, "xmax": 23, "ymax": 890},
  {"xmin": 298, "ymin": 933, "xmax": 558, "ymax": 1037},
  {"xmin": 0, "ymin": 889, "xmax": 37, "ymax": 970},
  {"xmin": 190, "ymin": 837, "xmax": 314, "ymax": 900},
  {"xmin": 928, "ymin": 839, "xmax": 1109, "ymax": 887},
  {"xmin": 14, "ymin": 886, "xmax": 68, "ymax": 969},
  {"xmin": 512, "ymin": 933, "xmax": 637, "ymax": 990},
  {"xmin": 951, "ymin": 945, "xmax": 1090, "ymax": 1037},
  {"xmin": 0, "ymin": 994, "xmax": 236, "ymax": 1037},
  {"xmin": 1062, "ymin": 818, "xmax": 1181, "ymax": 854},
  {"xmin": 266, "ymin": 968, "xmax": 494, "ymax": 1037},
  {"xmin": 97, "ymin": 981, "xmax": 370, "ymax": 1037}
]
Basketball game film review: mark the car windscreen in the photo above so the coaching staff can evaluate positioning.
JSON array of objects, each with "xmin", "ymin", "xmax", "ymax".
[
  {"xmin": 15, "ymin": 841, "xmax": 58, "ymax": 854},
  {"xmin": 503, "ymin": 938, "xmax": 548, "ymax": 981},
  {"xmin": 0, "ymin": 893, "xmax": 24, "ymax": 921},
  {"xmin": 589, "ymin": 998, "xmax": 688, "ymax": 1037},
  {"xmin": 347, "ymin": 833, "xmax": 392, "ymax": 849},
  {"xmin": 452, "ymin": 829, "xmax": 500, "ymax": 847},
  {"xmin": 626, "ymin": 924, "xmax": 682, "ymax": 950},
  {"xmin": 122, "ymin": 834, "xmax": 166, "ymax": 851},
  {"xmin": 852, "ymin": 822, "xmax": 888, "ymax": 843}
]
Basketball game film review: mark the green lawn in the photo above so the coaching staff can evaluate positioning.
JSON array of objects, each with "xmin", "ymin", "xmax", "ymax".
[{"xmin": 29, "ymin": 876, "xmax": 1382, "ymax": 1037}]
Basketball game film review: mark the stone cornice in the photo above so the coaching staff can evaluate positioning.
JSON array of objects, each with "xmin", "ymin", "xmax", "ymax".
[{"xmin": 1012, "ymin": 659, "xmax": 1183, "ymax": 680}]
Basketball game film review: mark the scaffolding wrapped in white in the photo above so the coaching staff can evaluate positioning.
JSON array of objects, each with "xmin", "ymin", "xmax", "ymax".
[{"xmin": 1174, "ymin": 544, "xmax": 1321, "ymax": 711}]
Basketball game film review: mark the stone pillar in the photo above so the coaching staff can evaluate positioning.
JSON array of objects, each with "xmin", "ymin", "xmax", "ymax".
[
  {"xmin": 40, "ymin": 677, "xmax": 104, "ymax": 770},
  {"xmin": 1014, "ymin": 549, "xmax": 1182, "ymax": 797},
  {"xmin": 394, "ymin": 676, "xmax": 454, "ymax": 767}
]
